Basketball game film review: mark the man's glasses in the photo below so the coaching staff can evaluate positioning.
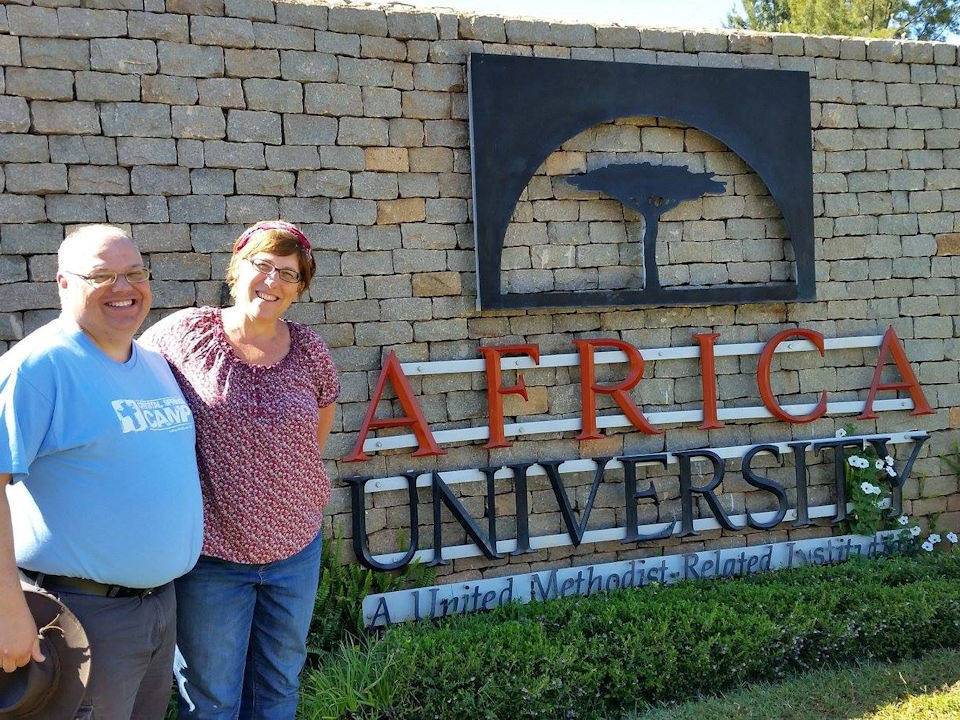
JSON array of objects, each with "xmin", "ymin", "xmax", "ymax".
[
  {"xmin": 248, "ymin": 258, "xmax": 302, "ymax": 284},
  {"xmin": 62, "ymin": 267, "xmax": 151, "ymax": 288}
]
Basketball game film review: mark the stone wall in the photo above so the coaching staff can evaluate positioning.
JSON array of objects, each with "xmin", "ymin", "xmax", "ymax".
[
  {"xmin": 1, "ymin": 0, "xmax": 958, "ymax": 579},
  {"xmin": 505, "ymin": 117, "xmax": 791, "ymax": 292}
]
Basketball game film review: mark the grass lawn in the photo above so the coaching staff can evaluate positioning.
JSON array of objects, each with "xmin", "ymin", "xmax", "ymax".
[
  {"xmin": 165, "ymin": 640, "xmax": 960, "ymax": 719},
  {"xmin": 631, "ymin": 647, "xmax": 960, "ymax": 720}
]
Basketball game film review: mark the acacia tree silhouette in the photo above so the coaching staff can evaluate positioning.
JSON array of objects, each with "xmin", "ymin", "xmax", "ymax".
[{"xmin": 566, "ymin": 163, "xmax": 726, "ymax": 291}]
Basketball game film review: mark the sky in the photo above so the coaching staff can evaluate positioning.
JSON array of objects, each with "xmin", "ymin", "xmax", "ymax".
[
  {"xmin": 399, "ymin": 0, "xmax": 733, "ymax": 30},
  {"xmin": 394, "ymin": 0, "xmax": 959, "ymax": 42}
]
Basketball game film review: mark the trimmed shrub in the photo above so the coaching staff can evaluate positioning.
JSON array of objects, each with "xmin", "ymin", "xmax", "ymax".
[{"xmin": 301, "ymin": 552, "xmax": 960, "ymax": 718}]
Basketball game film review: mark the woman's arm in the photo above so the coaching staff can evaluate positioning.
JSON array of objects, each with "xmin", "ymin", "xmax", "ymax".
[{"xmin": 316, "ymin": 402, "xmax": 336, "ymax": 452}]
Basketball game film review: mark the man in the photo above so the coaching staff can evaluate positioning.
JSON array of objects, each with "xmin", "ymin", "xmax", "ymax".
[{"xmin": 0, "ymin": 225, "xmax": 203, "ymax": 718}]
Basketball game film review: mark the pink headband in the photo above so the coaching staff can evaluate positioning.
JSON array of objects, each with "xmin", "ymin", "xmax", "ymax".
[{"xmin": 234, "ymin": 221, "xmax": 311, "ymax": 254}]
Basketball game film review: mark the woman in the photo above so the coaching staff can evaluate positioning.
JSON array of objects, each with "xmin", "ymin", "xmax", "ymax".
[{"xmin": 141, "ymin": 220, "xmax": 339, "ymax": 719}]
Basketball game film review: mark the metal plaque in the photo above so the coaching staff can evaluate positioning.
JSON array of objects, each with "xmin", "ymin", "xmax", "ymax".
[{"xmin": 468, "ymin": 53, "xmax": 815, "ymax": 310}]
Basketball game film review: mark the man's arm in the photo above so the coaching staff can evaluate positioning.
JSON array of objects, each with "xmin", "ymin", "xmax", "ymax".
[{"xmin": 0, "ymin": 473, "xmax": 43, "ymax": 673}]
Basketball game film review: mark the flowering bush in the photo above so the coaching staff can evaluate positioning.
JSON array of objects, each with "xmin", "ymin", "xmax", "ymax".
[
  {"xmin": 839, "ymin": 427, "xmax": 959, "ymax": 555},
  {"xmin": 839, "ymin": 427, "xmax": 900, "ymax": 536},
  {"xmin": 918, "ymin": 530, "xmax": 958, "ymax": 554}
]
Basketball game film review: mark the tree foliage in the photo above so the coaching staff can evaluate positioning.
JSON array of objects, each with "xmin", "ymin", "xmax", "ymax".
[
  {"xmin": 726, "ymin": 0, "xmax": 960, "ymax": 40},
  {"xmin": 566, "ymin": 163, "xmax": 726, "ymax": 216}
]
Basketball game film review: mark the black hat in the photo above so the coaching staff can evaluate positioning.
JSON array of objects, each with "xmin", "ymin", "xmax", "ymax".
[{"xmin": 0, "ymin": 585, "xmax": 91, "ymax": 720}]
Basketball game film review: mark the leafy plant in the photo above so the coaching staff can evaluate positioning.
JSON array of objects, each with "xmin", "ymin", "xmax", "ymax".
[
  {"xmin": 299, "ymin": 634, "xmax": 406, "ymax": 720},
  {"xmin": 308, "ymin": 532, "xmax": 435, "ymax": 655},
  {"xmin": 944, "ymin": 441, "xmax": 960, "ymax": 476}
]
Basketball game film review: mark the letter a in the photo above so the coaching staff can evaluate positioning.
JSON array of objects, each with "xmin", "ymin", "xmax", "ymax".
[
  {"xmin": 370, "ymin": 597, "xmax": 392, "ymax": 627},
  {"xmin": 859, "ymin": 326, "xmax": 933, "ymax": 419},
  {"xmin": 345, "ymin": 351, "xmax": 444, "ymax": 462}
]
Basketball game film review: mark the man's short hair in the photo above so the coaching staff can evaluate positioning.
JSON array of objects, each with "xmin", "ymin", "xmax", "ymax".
[{"xmin": 58, "ymin": 225, "xmax": 133, "ymax": 272}]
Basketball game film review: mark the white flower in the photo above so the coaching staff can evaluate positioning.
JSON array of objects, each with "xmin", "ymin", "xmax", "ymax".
[
  {"xmin": 860, "ymin": 481, "xmax": 873, "ymax": 493},
  {"xmin": 929, "ymin": 534, "xmax": 941, "ymax": 544},
  {"xmin": 885, "ymin": 455, "xmax": 895, "ymax": 466},
  {"xmin": 874, "ymin": 459, "xmax": 885, "ymax": 470},
  {"xmin": 948, "ymin": 532, "xmax": 958, "ymax": 544},
  {"xmin": 885, "ymin": 466, "xmax": 897, "ymax": 478},
  {"xmin": 836, "ymin": 428, "xmax": 847, "ymax": 438},
  {"xmin": 910, "ymin": 525, "xmax": 922, "ymax": 537},
  {"xmin": 876, "ymin": 497, "xmax": 891, "ymax": 509},
  {"xmin": 858, "ymin": 458, "xmax": 870, "ymax": 469},
  {"xmin": 849, "ymin": 455, "xmax": 862, "ymax": 468},
  {"xmin": 898, "ymin": 515, "xmax": 909, "ymax": 526},
  {"xmin": 922, "ymin": 540, "xmax": 934, "ymax": 552}
]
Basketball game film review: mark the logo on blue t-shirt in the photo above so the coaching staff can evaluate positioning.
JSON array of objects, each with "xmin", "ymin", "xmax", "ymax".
[{"xmin": 111, "ymin": 397, "xmax": 193, "ymax": 434}]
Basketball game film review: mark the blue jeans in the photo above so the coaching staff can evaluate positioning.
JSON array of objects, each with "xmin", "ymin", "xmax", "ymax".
[{"xmin": 173, "ymin": 532, "xmax": 322, "ymax": 719}]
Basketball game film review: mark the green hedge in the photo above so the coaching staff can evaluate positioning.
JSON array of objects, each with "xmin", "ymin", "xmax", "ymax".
[{"xmin": 300, "ymin": 552, "xmax": 960, "ymax": 719}]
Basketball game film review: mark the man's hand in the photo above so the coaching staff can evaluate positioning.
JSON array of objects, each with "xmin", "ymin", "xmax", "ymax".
[
  {"xmin": 0, "ymin": 472, "xmax": 44, "ymax": 672},
  {"xmin": 0, "ymin": 590, "xmax": 44, "ymax": 673}
]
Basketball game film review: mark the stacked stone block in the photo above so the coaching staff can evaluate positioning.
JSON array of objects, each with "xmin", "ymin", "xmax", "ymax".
[{"xmin": 0, "ymin": 0, "xmax": 958, "ymax": 577}]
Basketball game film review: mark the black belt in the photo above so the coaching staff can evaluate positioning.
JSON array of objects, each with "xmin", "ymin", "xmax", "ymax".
[{"xmin": 19, "ymin": 569, "xmax": 160, "ymax": 598}]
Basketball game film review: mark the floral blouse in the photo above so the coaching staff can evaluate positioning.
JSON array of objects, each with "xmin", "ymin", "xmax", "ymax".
[{"xmin": 141, "ymin": 307, "xmax": 340, "ymax": 563}]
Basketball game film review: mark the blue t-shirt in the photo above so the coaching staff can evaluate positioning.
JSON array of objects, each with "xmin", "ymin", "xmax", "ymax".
[{"xmin": 1, "ymin": 317, "xmax": 203, "ymax": 587}]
